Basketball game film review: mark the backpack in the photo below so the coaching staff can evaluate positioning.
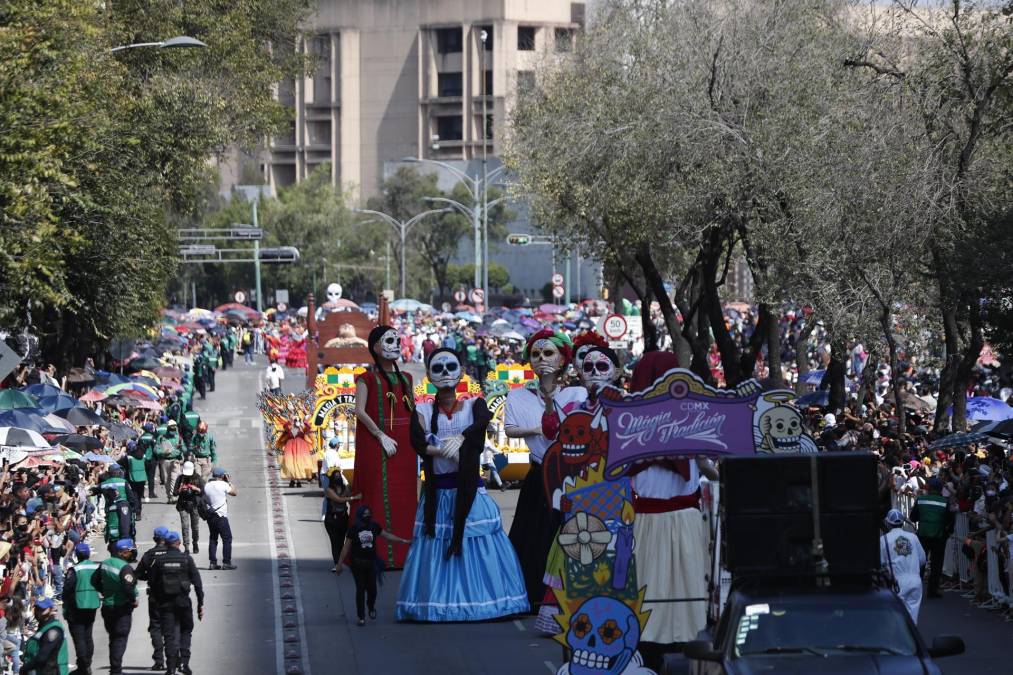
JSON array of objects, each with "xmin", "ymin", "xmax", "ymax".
[{"xmin": 196, "ymin": 491, "xmax": 218, "ymax": 522}]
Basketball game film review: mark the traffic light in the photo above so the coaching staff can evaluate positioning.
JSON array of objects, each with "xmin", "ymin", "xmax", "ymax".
[
  {"xmin": 506, "ymin": 233, "xmax": 531, "ymax": 246},
  {"xmin": 258, "ymin": 246, "xmax": 300, "ymax": 263}
]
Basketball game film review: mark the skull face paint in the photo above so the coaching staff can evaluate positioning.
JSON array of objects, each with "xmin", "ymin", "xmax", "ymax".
[
  {"xmin": 376, "ymin": 328, "xmax": 401, "ymax": 362},
  {"xmin": 325, "ymin": 283, "xmax": 342, "ymax": 303},
  {"xmin": 580, "ymin": 350, "xmax": 617, "ymax": 392},
  {"xmin": 564, "ymin": 597, "xmax": 640, "ymax": 675},
  {"xmin": 427, "ymin": 351, "xmax": 462, "ymax": 390},
  {"xmin": 529, "ymin": 339, "xmax": 563, "ymax": 376}
]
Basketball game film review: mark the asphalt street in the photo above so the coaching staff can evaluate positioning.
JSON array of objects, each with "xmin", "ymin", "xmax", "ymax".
[{"xmin": 84, "ymin": 359, "xmax": 1010, "ymax": 675}]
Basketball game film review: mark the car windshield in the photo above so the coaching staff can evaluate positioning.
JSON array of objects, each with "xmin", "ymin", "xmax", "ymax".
[{"xmin": 733, "ymin": 600, "xmax": 918, "ymax": 658}]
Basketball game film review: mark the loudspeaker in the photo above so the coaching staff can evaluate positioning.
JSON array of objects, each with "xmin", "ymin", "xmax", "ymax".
[{"xmin": 722, "ymin": 453, "xmax": 880, "ymax": 575}]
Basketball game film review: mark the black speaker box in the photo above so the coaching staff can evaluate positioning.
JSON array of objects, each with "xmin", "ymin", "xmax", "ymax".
[{"xmin": 721, "ymin": 453, "xmax": 880, "ymax": 574}]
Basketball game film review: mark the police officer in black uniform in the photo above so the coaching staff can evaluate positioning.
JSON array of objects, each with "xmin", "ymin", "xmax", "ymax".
[
  {"xmin": 135, "ymin": 526, "xmax": 171, "ymax": 671},
  {"xmin": 149, "ymin": 531, "xmax": 204, "ymax": 675}
]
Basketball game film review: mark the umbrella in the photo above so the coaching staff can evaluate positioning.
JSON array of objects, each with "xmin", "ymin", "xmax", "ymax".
[
  {"xmin": 83, "ymin": 452, "xmax": 115, "ymax": 464},
  {"xmin": 60, "ymin": 447, "xmax": 83, "ymax": 461},
  {"xmin": 156, "ymin": 366, "xmax": 183, "ymax": 380},
  {"xmin": 893, "ymin": 390, "xmax": 934, "ymax": 413},
  {"xmin": 128, "ymin": 356, "xmax": 162, "ymax": 371},
  {"xmin": 929, "ymin": 432, "xmax": 990, "ymax": 450},
  {"xmin": 0, "ymin": 427, "xmax": 51, "ymax": 448},
  {"xmin": 79, "ymin": 390, "xmax": 107, "ymax": 403},
  {"xmin": 799, "ymin": 370, "xmax": 827, "ymax": 386},
  {"xmin": 390, "ymin": 299, "xmax": 426, "ymax": 313},
  {"xmin": 959, "ymin": 397, "xmax": 1013, "ymax": 422},
  {"xmin": 55, "ymin": 407, "xmax": 107, "ymax": 427},
  {"xmin": 134, "ymin": 369, "xmax": 161, "ymax": 383},
  {"xmin": 455, "ymin": 311, "xmax": 483, "ymax": 323},
  {"xmin": 106, "ymin": 422, "xmax": 140, "ymax": 442},
  {"xmin": 13, "ymin": 455, "xmax": 58, "ymax": 469},
  {"xmin": 53, "ymin": 434, "xmax": 103, "ymax": 451},
  {"xmin": 0, "ymin": 410, "xmax": 49, "ymax": 433},
  {"xmin": 539, "ymin": 303, "xmax": 567, "ymax": 314},
  {"xmin": 131, "ymin": 376, "xmax": 161, "ymax": 389},
  {"xmin": 65, "ymin": 368, "xmax": 95, "ymax": 385},
  {"xmin": 95, "ymin": 372, "xmax": 130, "ymax": 385},
  {"xmin": 0, "ymin": 390, "xmax": 38, "ymax": 410},
  {"xmin": 105, "ymin": 382, "xmax": 160, "ymax": 399},
  {"xmin": 22, "ymin": 383, "xmax": 63, "ymax": 398},
  {"xmin": 42, "ymin": 414, "xmax": 76, "ymax": 434},
  {"xmin": 36, "ymin": 394, "xmax": 81, "ymax": 413},
  {"xmin": 973, "ymin": 419, "xmax": 1013, "ymax": 440},
  {"xmin": 501, "ymin": 330, "xmax": 525, "ymax": 342},
  {"xmin": 795, "ymin": 390, "xmax": 830, "ymax": 408}
]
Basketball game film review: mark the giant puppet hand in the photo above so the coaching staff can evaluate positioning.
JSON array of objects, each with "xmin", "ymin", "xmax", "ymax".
[
  {"xmin": 378, "ymin": 432, "xmax": 398, "ymax": 457},
  {"xmin": 439, "ymin": 435, "xmax": 464, "ymax": 463}
]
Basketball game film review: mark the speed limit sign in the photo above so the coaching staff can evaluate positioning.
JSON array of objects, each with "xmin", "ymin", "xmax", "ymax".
[
  {"xmin": 453, "ymin": 290, "xmax": 466, "ymax": 303},
  {"xmin": 551, "ymin": 273, "xmax": 564, "ymax": 287},
  {"xmin": 602, "ymin": 314, "xmax": 628, "ymax": 340}
]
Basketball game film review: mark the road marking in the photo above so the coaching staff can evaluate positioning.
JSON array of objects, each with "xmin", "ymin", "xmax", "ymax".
[
  {"xmin": 544, "ymin": 660, "xmax": 557, "ymax": 673},
  {"xmin": 514, "ymin": 619, "xmax": 526, "ymax": 631}
]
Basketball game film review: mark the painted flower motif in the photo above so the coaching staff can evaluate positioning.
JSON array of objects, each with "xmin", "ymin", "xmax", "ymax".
[
  {"xmin": 558, "ymin": 511, "xmax": 612, "ymax": 565},
  {"xmin": 573, "ymin": 613, "xmax": 592, "ymax": 639},
  {"xmin": 598, "ymin": 619, "xmax": 622, "ymax": 644}
]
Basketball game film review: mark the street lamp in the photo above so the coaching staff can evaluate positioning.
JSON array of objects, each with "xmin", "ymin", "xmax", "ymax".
[
  {"xmin": 110, "ymin": 36, "xmax": 207, "ymax": 53},
  {"xmin": 353, "ymin": 207, "xmax": 452, "ymax": 298},
  {"xmin": 401, "ymin": 157, "xmax": 508, "ymax": 307}
]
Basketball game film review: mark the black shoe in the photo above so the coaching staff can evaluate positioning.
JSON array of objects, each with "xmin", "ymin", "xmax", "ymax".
[
  {"xmin": 289, "ymin": 480, "xmax": 295, "ymax": 488},
  {"xmin": 153, "ymin": 660, "xmax": 165, "ymax": 671},
  {"xmin": 210, "ymin": 563, "xmax": 222, "ymax": 570},
  {"xmin": 368, "ymin": 608, "xmax": 377, "ymax": 620},
  {"xmin": 221, "ymin": 563, "xmax": 237, "ymax": 570},
  {"xmin": 357, "ymin": 618, "xmax": 366, "ymax": 626},
  {"xmin": 193, "ymin": 543, "xmax": 199, "ymax": 553},
  {"xmin": 178, "ymin": 664, "xmax": 193, "ymax": 675}
]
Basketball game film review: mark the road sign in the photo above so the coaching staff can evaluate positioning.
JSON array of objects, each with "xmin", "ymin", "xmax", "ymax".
[
  {"xmin": 275, "ymin": 289, "xmax": 289, "ymax": 304},
  {"xmin": 234, "ymin": 291, "xmax": 246, "ymax": 304},
  {"xmin": 0, "ymin": 340, "xmax": 23, "ymax": 384},
  {"xmin": 453, "ymin": 290, "xmax": 466, "ymax": 303},
  {"xmin": 602, "ymin": 314, "xmax": 628, "ymax": 340},
  {"xmin": 551, "ymin": 273, "xmax": 564, "ymax": 287},
  {"xmin": 277, "ymin": 302, "xmax": 288, "ymax": 312},
  {"xmin": 441, "ymin": 302, "xmax": 452, "ymax": 313},
  {"xmin": 552, "ymin": 285, "xmax": 565, "ymax": 299},
  {"xmin": 470, "ymin": 288, "xmax": 485, "ymax": 305},
  {"xmin": 182, "ymin": 244, "xmax": 216, "ymax": 255}
]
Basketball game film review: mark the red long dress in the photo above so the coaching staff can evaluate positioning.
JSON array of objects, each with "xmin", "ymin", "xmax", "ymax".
[{"xmin": 353, "ymin": 369, "xmax": 417, "ymax": 568}]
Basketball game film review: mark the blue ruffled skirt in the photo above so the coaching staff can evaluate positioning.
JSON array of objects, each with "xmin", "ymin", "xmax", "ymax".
[{"xmin": 395, "ymin": 487, "xmax": 530, "ymax": 622}]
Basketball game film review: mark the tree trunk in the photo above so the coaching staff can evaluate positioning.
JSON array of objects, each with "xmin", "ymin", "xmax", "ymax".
[
  {"xmin": 827, "ymin": 338, "xmax": 847, "ymax": 413},
  {"xmin": 856, "ymin": 352, "xmax": 878, "ymax": 408},
  {"xmin": 794, "ymin": 317, "xmax": 817, "ymax": 395},
  {"xmin": 881, "ymin": 307, "xmax": 906, "ymax": 437},
  {"xmin": 737, "ymin": 304, "xmax": 767, "ymax": 383},
  {"xmin": 700, "ymin": 226, "xmax": 745, "ymax": 385},
  {"xmin": 951, "ymin": 300, "xmax": 984, "ymax": 432},
  {"xmin": 762, "ymin": 304, "xmax": 784, "ymax": 388},
  {"xmin": 633, "ymin": 243, "xmax": 690, "ymax": 358},
  {"xmin": 933, "ymin": 303, "xmax": 961, "ymax": 433}
]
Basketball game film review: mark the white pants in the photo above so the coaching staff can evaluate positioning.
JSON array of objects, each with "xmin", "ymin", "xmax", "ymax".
[{"xmin": 896, "ymin": 574, "xmax": 923, "ymax": 623}]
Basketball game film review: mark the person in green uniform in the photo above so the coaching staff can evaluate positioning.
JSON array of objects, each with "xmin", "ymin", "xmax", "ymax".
[
  {"xmin": 157, "ymin": 421, "xmax": 184, "ymax": 505},
  {"xmin": 61, "ymin": 543, "xmax": 100, "ymax": 675},
  {"xmin": 94, "ymin": 466, "xmax": 129, "ymax": 510},
  {"xmin": 192, "ymin": 357, "xmax": 207, "ymax": 401},
  {"xmin": 20, "ymin": 597, "xmax": 68, "ymax": 675},
  {"xmin": 117, "ymin": 441, "xmax": 148, "ymax": 518},
  {"xmin": 93, "ymin": 539, "xmax": 139, "ymax": 675},
  {"xmin": 139, "ymin": 422, "xmax": 159, "ymax": 501},
  {"xmin": 201, "ymin": 339, "xmax": 218, "ymax": 392},
  {"xmin": 910, "ymin": 476, "xmax": 954, "ymax": 598},
  {"xmin": 190, "ymin": 421, "xmax": 216, "ymax": 482}
]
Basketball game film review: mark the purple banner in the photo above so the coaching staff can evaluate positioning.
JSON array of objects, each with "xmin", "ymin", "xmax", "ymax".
[{"xmin": 601, "ymin": 369, "xmax": 764, "ymax": 478}]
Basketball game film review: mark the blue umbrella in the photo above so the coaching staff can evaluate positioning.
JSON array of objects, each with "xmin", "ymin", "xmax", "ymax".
[
  {"xmin": 36, "ymin": 394, "xmax": 81, "ymax": 413},
  {"xmin": 22, "ymin": 383, "xmax": 63, "ymax": 398},
  {"xmin": 83, "ymin": 452, "xmax": 115, "ymax": 464},
  {"xmin": 795, "ymin": 390, "xmax": 830, "ymax": 408},
  {"xmin": 800, "ymin": 369, "xmax": 826, "ymax": 386},
  {"xmin": 929, "ymin": 431, "xmax": 990, "ymax": 450},
  {"xmin": 0, "ymin": 410, "xmax": 52, "ymax": 433},
  {"xmin": 950, "ymin": 397, "xmax": 1013, "ymax": 422}
]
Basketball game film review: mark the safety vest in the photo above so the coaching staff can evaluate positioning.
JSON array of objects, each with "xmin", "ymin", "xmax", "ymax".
[
  {"xmin": 192, "ymin": 434, "xmax": 214, "ymax": 459},
  {"xmin": 100, "ymin": 477, "xmax": 129, "ymax": 506},
  {"xmin": 138, "ymin": 433, "xmax": 155, "ymax": 461},
  {"xmin": 105, "ymin": 500, "xmax": 132, "ymax": 541},
  {"xmin": 157, "ymin": 434, "xmax": 182, "ymax": 460},
  {"xmin": 71, "ymin": 561, "xmax": 101, "ymax": 610},
  {"xmin": 125, "ymin": 456, "xmax": 147, "ymax": 483},
  {"xmin": 22, "ymin": 617, "xmax": 69, "ymax": 675},
  {"xmin": 915, "ymin": 493, "xmax": 949, "ymax": 538},
  {"xmin": 98, "ymin": 558, "xmax": 136, "ymax": 607}
]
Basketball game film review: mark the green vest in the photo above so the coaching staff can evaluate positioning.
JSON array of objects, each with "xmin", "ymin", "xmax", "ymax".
[
  {"xmin": 125, "ymin": 456, "xmax": 147, "ymax": 483},
  {"xmin": 100, "ymin": 477, "xmax": 129, "ymax": 506},
  {"xmin": 192, "ymin": 433, "xmax": 214, "ymax": 459},
  {"xmin": 98, "ymin": 558, "xmax": 136, "ymax": 607},
  {"xmin": 915, "ymin": 493, "xmax": 949, "ymax": 538},
  {"xmin": 156, "ymin": 434, "xmax": 181, "ymax": 460},
  {"xmin": 138, "ymin": 433, "xmax": 155, "ymax": 461},
  {"xmin": 71, "ymin": 561, "xmax": 101, "ymax": 611},
  {"xmin": 22, "ymin": 617, "xmax": 69, "ymax": 675},
  {"xmin": 184, "ymin": 411, "xmax": 200, "ymax": 431}
]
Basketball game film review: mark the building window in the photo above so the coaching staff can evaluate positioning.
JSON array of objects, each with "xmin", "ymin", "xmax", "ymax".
[
  {"xmin": 555, "ymin": 28, "xmax": 574, "ymax": 53},
  {"xmin": 438, "ymin": 72, "xmax": 463, "ymax": 97},
  {"xmin": 482, "ymin": 70, "xmax": 493, "ymax": 96},
  {"xmin": 478, "ymin": 25, "xmax": 493, "ymax": 51},
  {"xmin": 517, "ymin": 70, "xmax": 536, "ymax": 95},
  {"xmin": 436, "ymin": 27, "xmax": 462, "ymax": 54},
  {"xmin": 517, "ymin": 26, "xmax": 536, "ymax": 51},
  {"xmin": 571, "ymin": 3, "xmax": 586, "ymax": 26},
  {"xmin": 436, "ymin": 115, "xmax": 463, "ymax": 141},
  {"xmin": 484, "ymin": 115, "xmax": 494, "ymax": 140},
  {"xmin": 308, "ymin": 120, "xmax": 330, "ymax": 146}
]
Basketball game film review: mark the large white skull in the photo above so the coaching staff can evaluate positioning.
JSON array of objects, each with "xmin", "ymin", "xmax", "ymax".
[
  {"xmin": 759, "ymin": 405, "xmax": 804, "ymax": 453},
  {"xmin": 377, "ymin": 328, "xmax": 401, "ymax": 361},
  {"xmin": 427, "ymin": 351, "xmax": 462, "ymax": 390},
  {"xmin": 580, "ymin": 349, "xmax": 617, "ymax": 392},
  {"xmin": 530, "ymin": 338, "xmax": 563, "ymax": 376},
  {"xmin": 326, "ymin": 283, "xmax": 342, "ymax": 303}
]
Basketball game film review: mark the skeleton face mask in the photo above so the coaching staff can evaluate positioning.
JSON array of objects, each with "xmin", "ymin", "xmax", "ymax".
[
  {"xmin": 529, "ymin": 338, "xmax": 563, "ymax": 376},
  {"xmin": 581, "ymin": 350, "xmax": 616, "ymax": 392},
  {"xmin": 376, "ymin": 329, "xmax": 401, "ymax": 362},
  {"xmin": 428, "ymin": 351, "xmax": 462, "ymax": 390},
  {"xmin": 326, "ymin": 283, "xmax": 342, "ymax": 303}
]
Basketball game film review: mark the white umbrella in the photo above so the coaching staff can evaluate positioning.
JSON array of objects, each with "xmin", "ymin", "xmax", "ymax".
[{"xmin": 0, "ymin": 427, "xmax": 51, "ymax": 448}]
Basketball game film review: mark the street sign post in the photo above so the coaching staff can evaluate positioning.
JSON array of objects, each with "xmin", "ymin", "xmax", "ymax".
[
  {"xmin": 552, "ymin": 285, "xmax": 565, "ymax": 299},
  {"xmin": 275, "ymin": 289, "xmax": 289, "ymax": 304},
  {"xmin": 470, "ymin": 288, "xmax": 485, "ymax": 305},
  {"xmin": 551, "ymin": 273, "xmax": 564, "ymax": 287},
  {"xmin": 234, "ymin": 291, "xmax": 247, "ymax": 304},
  {"xmin": 453, "ymin": 290, "xmax": 467, "ymax": 303}
]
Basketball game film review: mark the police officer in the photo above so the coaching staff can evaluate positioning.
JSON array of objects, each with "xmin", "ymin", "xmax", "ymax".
[
  {"xmin": 118, "ymin": 441, "xmax": 148, "ymax": 518},
  {"xmin": 139, "ymin": 422, "xmax": 159, "ymax": 501},
  {"xmin": 95, "ymin": 468, "xmax": 134, "ymax": 553},
  {"xmin": 94, "ymin": 465, "xmax": 129, "ymax": 511},
  {"xmin": 93, "ymin": 539, "xmax": 139, "ymax": 675},
  {"xmin": 150, "ymin": 532, "xmax": 204, "ymax": 675},
  {"xmin": 20, "ymin": 597, "xmax": 69, "ymax": 675},
  {"xmin": 61, "ymin": 543, "xmax": 100, "ymax": 675},
  {"xmin": 135, "ymin": 527, "xmax": 171, "ymax": 671}
]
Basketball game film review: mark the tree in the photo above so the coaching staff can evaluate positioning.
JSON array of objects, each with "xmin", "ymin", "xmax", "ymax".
[{"xmin": 448, "ymin": 263, "xmax": 510, "ymax": 290}]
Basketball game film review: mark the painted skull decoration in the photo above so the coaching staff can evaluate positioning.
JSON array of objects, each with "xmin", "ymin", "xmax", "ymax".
[
  {"xmin": 757, "ymin": 404, "xmax": 812, "ymax": 454},
  {"xmin": 565, "ymin": 597, "xmax": 640, "ymax": 675},
  {"xmin": 581, "ymin": 349, "xmax": 617, "ymax": 392},
  {"xmin": 530, "ymin": 338, "xmax": 563, "ymax": 376},
  {"xmin": 325, "ymin": 282, "xmax": 342, "ymax": 303},
  {"xmin": 428, "ymin": 351, "xmax": 462, "ymax": 390},
  {"xmin": 375, "ymin": 328, "xmax": 401, "ymax": 362}
]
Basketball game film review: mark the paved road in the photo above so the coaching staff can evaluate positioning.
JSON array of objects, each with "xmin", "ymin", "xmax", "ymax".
[{"xmin": 84, "ymin": 359, "xmax": 1009, "ymax": 674}]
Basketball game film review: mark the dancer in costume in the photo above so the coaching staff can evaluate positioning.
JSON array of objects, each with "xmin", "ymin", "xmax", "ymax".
[
  {"xmin": 628, "ymin": 352, "xmax": 718, "ymax": 660},
  {"xmin": 505, "ymin": 329, "xmax": 587, "ymax": 610},
  {"xmin": 535, "ymin": 341, "xmax": 620, "ymax": 634},
  {"xmin": 278, "ymin": 409, "xmax": 316, "ymax": 488},
  {"xmin": 353, "ymin": 325, "xmax": 417, "ymax": 568},
  {"xmin": 396, "ymin": 348, "xmax": 529, "ymax": 621}
]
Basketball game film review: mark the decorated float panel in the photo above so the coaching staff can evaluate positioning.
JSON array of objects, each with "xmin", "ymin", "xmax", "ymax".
[
  {"xmin": 309, "ymin": 366, "xmax": 366, "ymax": 480},
  {"xmin": 484, "ymin": 362, "xmax": 538, "ymax": 482}
]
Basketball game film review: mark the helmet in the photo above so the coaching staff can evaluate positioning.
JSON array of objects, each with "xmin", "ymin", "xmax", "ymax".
[
  {"xmin": 197, "ymin": 421, "xmax": 208, "ymax": 433},
  {"xmin": 166, "ymin": 419, "xmax": 178, "ymax": 428}
]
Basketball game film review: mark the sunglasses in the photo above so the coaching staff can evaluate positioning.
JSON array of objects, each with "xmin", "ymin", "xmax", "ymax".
[
  {"xmin": 430, "ymin": 361, "xmax": 460, "ymax": 375},
  {"xmin": 582, "ymin": 360, "xmax": 612, "ymax": 374}
]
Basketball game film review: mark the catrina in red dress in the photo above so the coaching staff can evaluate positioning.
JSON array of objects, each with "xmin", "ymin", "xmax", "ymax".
[{"xmin": 353, "ymin": 362, "xmax": 417, "ymax": 568}]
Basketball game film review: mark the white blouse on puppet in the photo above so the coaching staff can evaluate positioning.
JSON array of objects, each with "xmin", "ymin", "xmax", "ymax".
[
  {"xmin": 417, "ymin": 399, "xmax": 476, "ymax": 476},
  {"xmin": 504, "ymin": 386, "xmax": 588, "ymax": 463},
  {"xmin": 631, "ymin": 461, "xmax": 700, "ymax": 500}
]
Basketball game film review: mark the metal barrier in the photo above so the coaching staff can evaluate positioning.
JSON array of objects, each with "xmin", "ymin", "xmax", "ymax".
[{"xmin": 954, "ymin": 512, "xmax": 972, "ymax": 584}]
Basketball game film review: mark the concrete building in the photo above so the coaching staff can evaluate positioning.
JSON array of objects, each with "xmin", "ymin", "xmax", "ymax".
[{"xmin": 266, "ymin": 0, "xmax": 586, "ymax": 199}]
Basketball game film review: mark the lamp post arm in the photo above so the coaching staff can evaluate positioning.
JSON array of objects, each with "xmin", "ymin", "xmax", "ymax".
[
  {"xmin": 404, "ymin": 207, "xmax": 455, "ymax": 233},
  {"xmin": 422, "ymin": 197, "xmax": 473, "ymax": 219},
  {"xmin": 352, "ymin": 208, "xmax": 403, "ymax": 234},
  {"xmin": 110, "ymin": 42, "xmax": 163, "ymax": 53},
  {"xmin": 402, "ymin": 157, "xmax": 477, "ymax": 198}
]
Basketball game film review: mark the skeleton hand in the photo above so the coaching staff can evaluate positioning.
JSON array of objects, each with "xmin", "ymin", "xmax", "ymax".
[
  {"xmin": 378, "ymin": 433, "xmax": 398, "ymax": 457},
  {"xmin": 440, "ymin": 435, "xmax": 464, "ymax": 462}
]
